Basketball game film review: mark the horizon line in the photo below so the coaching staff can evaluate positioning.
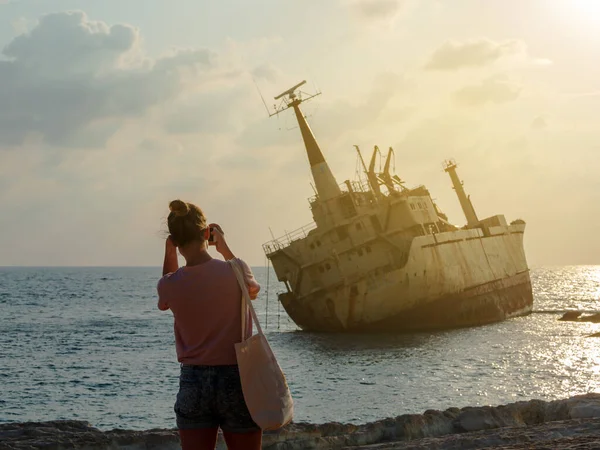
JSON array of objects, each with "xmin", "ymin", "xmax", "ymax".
[
  {"xmin": 0, "ymin": 265, "xmax": 270, "ymax": 268},
  {"xmin": 1, "ymin": 264, "xmax": 600, "ymax": 269}
]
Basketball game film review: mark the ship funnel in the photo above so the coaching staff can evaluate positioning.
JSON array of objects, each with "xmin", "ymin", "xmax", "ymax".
[
  {"xmin": 443, "ymin": 159, "xmax": 479, "ymax": 227},
  {"xmin": 270, "ymin": 81, "xmax": 341, "ymax": 201}
]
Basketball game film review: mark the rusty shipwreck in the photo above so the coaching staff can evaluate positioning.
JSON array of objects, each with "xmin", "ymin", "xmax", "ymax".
[{"xmin": 262, "ymin": 81, "xmax": 533, "ymax": 332}]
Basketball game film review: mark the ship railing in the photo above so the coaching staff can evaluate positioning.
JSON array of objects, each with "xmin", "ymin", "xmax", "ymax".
[
  {"xmin": 307, "ymin": 178, "xmax": 372, "ymax": 204},
  {"xmin": 262, "ymin": 222, "xmax": 317, "ymax": 254}
]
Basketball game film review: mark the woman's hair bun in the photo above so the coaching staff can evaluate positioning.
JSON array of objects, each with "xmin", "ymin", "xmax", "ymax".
[{"xmin": 169, "ymin": 199, "xmax": 190, "ymax": 217}]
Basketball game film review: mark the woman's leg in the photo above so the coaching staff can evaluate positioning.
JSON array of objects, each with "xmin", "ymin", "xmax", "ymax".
[
  {"xmin": 215, "ymin": 366, "xmax": 262, "ymax": 449},
  {"xmin": 179, "ymin": 428, "xmax": 219, "ymax": 450},
  {"xmin": 176, "ymin": 365, "xmax": 220, "ymax": 449},
  {"xmin": 222, "ymin": 430, "xmax": 262, "ymax": 450}
]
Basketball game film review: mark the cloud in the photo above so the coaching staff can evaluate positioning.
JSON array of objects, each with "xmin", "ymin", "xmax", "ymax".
[
  {"xmin": 351, "ymin": 0, "xmax": 404, "ymax": 20},
  {"xmin": 10, "ymin": 17, "xmax": 30, "ymax": 34},
  {"xmin": 3, "ymin": 11, "xmax": 140, "ymax": 75},
  {"xmin": 563, "ymin": 90, "xmax": 600, "ymax": 99},
  {"xmin": 251, "ymin": 63, "xmax": 281, "ymax": 82},
  {"xmin": 163, "ymin": 86, "xmax": 251, "ymax": 135},
  {"xmin": 310, "ymin": 72, "xmax": 413, "ymax": 137},
  {"xmin": 0, "ymin": 10, "xmax": 217, "ymax": 147},
  {"xmin": 424, "ymin": 38, "xmax": 526, "ymax": 71},
  {"xmin": 531, "ymin": 115, "xmax": 547, "ymax": 130},
  {"xmin": 454, "ymin": 75, "xmax": 522, "ymax": 107},
  {"xmin": 398, "ymin": 114, "xmax": 481, "ymax": 166}
]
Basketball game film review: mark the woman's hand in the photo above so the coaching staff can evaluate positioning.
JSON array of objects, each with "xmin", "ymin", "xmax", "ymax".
[
  {"xmin": 209, "ymin": 223, "xmax": 235, "ymax": 260},
  {"xmin": 163, "ymin": 235, "xmax": 179, "ymax": 275},
  {"xmin": 248, "ymin": 284, "xmax": 260, "ymax": 300},
  {"xmin": 165, "ymin": 235, "xmax": 177, "ymax": 254}
]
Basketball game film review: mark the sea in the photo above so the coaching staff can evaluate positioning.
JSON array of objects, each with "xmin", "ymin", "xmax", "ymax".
[{"xmin": 1, "ymin": 265, "xmax": 600, "ymax": 431}]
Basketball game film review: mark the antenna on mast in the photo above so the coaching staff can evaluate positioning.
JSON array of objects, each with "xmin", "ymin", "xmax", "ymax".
[
  {"xmin": 274, "ymin": 80, "xmax": 306, "ymax": 100},
  {"xmin": 252, "ymin": 77, "xmax": 271, "ymax": 117},
  {"xmin": 269, "ymin": 80, "xmax": 321, "ymax": 117}
]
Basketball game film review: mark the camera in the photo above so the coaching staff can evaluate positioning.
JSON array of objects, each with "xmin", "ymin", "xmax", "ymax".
[{"xmin": 207, "ymin": 226, "xmax": 215, "ymax": 243}]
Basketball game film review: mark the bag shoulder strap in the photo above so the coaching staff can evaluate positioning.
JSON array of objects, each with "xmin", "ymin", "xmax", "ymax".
[{"xmin": 227, "ymin": 259, "xmax": 264, "ymax": 337}]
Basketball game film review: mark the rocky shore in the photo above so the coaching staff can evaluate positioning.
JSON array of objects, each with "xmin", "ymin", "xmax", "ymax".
[{"xmin": 3, "ymin": 394, "xmax": 600, "ymax": 449}]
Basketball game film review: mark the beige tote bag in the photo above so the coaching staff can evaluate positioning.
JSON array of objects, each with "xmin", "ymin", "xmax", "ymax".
[{"xmin": 228, "ymin": 259, "xmax": 294, "ymax": 431}]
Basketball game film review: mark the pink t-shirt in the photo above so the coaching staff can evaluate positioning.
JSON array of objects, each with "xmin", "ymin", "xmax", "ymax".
[{"xmin": 157, "ymin": 258, "xmax": 259, "ymax": 366}]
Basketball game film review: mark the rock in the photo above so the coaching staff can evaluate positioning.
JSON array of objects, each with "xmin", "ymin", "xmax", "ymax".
[
  {"xmin": 558, "ymin": 311, "xmax": 600, "ymax": 323},
  {"xmin": 0, "ymin": 420, "xmax": 180, "ymax": 450},
  {"xmin": 3, "ymin": 394, "xmax": 600, "ymax": 449},
  {"xmin": 568, "ymin": 401, "xmax": 600, "ymax": 419},
  {"xmin": 586, "ymin": 313, "xmax": 600, "ymax": 323},
  {"xmin": 341, "ymin": 418, "xmax": 600, "ymax": 449},
  {"xmin": 452, "ymin": 405, "xmax": 525, "ymax": 432},
  {"xmin": 559, "ymin": 311, "xmax": 583, "ymax": 321}
]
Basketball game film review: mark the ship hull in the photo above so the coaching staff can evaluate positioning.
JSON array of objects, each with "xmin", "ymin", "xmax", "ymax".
[
  {"xmin": 268, "ymin": 215, "xmax": 532, "ymax": 333},
  {"xmin": 280, "ymin": 270, "xmax": 533, "ymax": 332}
]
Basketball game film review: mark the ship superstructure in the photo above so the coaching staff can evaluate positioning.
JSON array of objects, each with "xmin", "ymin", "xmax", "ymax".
[{"xmin": 263, "ymin": 81, "xmax": 533, "ymax": 332}]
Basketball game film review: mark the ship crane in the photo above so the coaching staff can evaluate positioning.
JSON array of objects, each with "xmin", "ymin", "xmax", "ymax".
[{"xmin": 376, "ymin": 147, "xmax": 406, "ymax": 194}]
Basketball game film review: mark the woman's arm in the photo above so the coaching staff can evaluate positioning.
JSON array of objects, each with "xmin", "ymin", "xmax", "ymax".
[
  {"xmin": 239, "ymin": 259, "xmax": 261, "ymax": 300},
  {"xmin": 210, "ymin": 223, "xmax": 260, "ymax": 300},
  {"xmin": 209, "ymin": 223, "xmax": 235, "ymax": 260},
  {"xmin": 162, "ymin": 236, "xmax": 178, "ymax": 276}
]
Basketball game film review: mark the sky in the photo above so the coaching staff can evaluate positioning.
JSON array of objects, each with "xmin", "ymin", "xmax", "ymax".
[{"xmin": 0, "ymin": 0, "xmax": 599, "ymax": 267}]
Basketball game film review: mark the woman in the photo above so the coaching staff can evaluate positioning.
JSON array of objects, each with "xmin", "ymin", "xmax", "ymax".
[{"xmin": 157, "ymin": 199, "xmax": 262, "ymax": 450}]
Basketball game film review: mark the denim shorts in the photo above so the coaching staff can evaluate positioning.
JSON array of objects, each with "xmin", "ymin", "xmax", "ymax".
[{"xmin": 174, "ymin": 364, "xmax": 259, "ymax": 433}]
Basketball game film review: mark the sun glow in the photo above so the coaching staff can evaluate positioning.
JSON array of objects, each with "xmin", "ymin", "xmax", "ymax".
[{"xmin": 561, "ymin": 0, "xmax": 600, "ymax": 26}]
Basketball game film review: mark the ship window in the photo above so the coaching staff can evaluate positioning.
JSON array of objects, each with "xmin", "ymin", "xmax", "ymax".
[
  {"xmin": 325, "ymin": 263, "xmax": 331, "ymax": 271},
  {"xmin": 316, "ymin": 240, "xmax": 322, "ymax": 247},
  {"xmin": 355, "ymin": 222, "xmax": 362, "ymax": 231},
  {"xmin": 358, "ymin": 248, "xmax": 363, "ymax": 257},
  {"xmin": 410, "ymin": 203, "xmax": 416, "ymax": 210},
  {"xmin": 418, "ymin": 202, "xmax": 423, "ymax": 209},
  {"xmin": 366, "ymin": 246, "xmax": 372, "ymax": 253},
  {"xmin": 370, "ymin": 215, "xmax": 382, "ymax": 232},
  {"xmin": 310, "ymin": 243, "xmax": 315, "ymax": 250},
  {"xmin": 339, "ymin": 194, "xmax": 357, "ymax": 219},
  {"xmin": 336, "ymin": 226, "xmax": 349, "ymax": 241}
]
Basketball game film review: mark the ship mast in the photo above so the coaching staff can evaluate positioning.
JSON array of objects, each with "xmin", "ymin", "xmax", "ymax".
[{"xmin": 270, "ymin": 81, "xmax": 341, "ymax": 201}]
